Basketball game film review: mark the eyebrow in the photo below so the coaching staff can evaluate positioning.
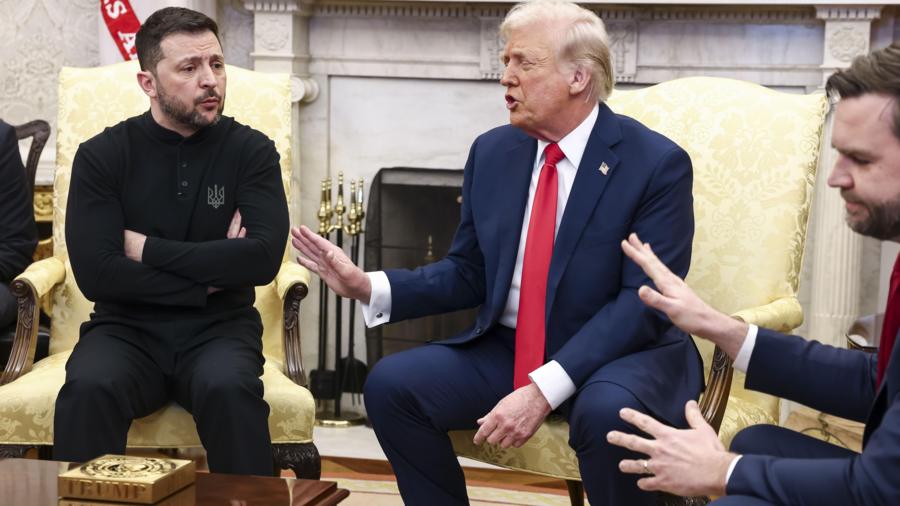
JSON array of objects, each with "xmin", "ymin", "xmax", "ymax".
[
  {"xmin": 173, "ymin": 54, "xmax": 224, "ymax": 66},
  {"xmin": 834, "ymin": 146, "xmax": 877, "ymax": 159}
]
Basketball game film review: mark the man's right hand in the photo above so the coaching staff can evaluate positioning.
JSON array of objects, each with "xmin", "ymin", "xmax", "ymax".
[
  {"xmin": 291, "ymin": 225, "xmax": 372, "ymax": 303},
  {"xmin": 620, "ymin": 233, "xmax": 748, "ymax": 360}
]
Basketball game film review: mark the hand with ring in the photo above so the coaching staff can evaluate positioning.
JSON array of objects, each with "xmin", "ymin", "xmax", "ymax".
[{"xmin": 606, "ymin": 400, "xmax": 737, "ymax": 497}]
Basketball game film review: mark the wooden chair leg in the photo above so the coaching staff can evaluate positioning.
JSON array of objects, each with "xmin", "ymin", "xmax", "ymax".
[
  {"xmin": 565, "ymin": 479, "xmax": 584, "ymax": 506},
  {"xmin": 273, "ymin": 442, "xmax": 321, "ymax": 479},
  {"xmin": 657, "ymin": 492, "xmax": 710, "ymax": 506}
]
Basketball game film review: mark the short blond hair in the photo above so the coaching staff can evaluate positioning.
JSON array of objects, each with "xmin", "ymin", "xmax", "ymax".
[{"xmin": 500, "ymin": 0, "xmax": 614, "ymax": 102}]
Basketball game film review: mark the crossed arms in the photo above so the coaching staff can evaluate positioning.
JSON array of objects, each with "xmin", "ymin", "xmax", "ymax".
[{"xmin": 65, "ymin": 141, "xmax": 288, "ymax": 307}]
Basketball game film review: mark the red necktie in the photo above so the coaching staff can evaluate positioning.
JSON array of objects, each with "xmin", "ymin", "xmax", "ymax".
[
  {"xmin": 514, "ymin": 143, "xmax": 565, "ymax": 389},
  {"xmin": 877, "ymin": 253, "xmax": 900, "ymax": 386}
]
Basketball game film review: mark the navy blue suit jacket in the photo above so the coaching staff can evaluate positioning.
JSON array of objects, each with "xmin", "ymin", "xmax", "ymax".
[
  {"xmin": 385, "ymin": 103, "xmax": 703, "ymax": 425},
  {"xmin": 728, "ymin": 327, "xmax": 900, "ymax": 504}
]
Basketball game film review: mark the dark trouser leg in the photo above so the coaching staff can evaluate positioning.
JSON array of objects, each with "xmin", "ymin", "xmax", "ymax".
[
  {"xmin": 729, "ymin": 424, "xmax": 856, "ymax": 459},
  {"xmin": 710, "ymin": 496, "xmax": 775, "ymax": 505},
  {"xmin": 0, "ymin": 282, "xmax": 16, "ymax": 328},
  {"xmin": 54, "ymin": 325, "xmax": 167, "ymax": 462},
  {"xmin": 564, "ymin": 381, "xmax": 656, "ymax": 506},
  {"xmin": 172, "ymin": 314, "xmax": 271, "ymax": 475},
  {"xmin": 364, "ymin": 328, "xmax": 515, "ymax": 506}
]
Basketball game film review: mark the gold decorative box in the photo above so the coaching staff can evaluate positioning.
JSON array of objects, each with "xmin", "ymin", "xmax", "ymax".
[{"xmin": 58, "ymin": 455, "xmax": 195, "ymax": 504}]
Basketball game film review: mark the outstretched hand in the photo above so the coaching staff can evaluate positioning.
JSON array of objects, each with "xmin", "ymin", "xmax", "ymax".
[
  {"xmin": 291, "ymin": 225, "xmax": 372, "ymax": 303},
  {"xmin": 606, "ymin": 400, "xmax": 736, "ymax": 497},
  {"xmin": 620, "ymin": 233, "xmax": 747, "ymax": 358}
]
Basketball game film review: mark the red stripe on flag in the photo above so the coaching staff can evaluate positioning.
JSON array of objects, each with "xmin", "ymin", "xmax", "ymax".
[{"xmin": 101, "ymin": 0, "xmax": 142, "ymax": 61}]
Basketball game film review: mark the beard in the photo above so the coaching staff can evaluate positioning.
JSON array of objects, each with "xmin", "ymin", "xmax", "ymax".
[
  {"xmin": 157, "ymin": 83, "xmax": 224, "ymax": 132},
  {"xmin": 845, "ymin": 192, "xmax": 900, "ymax": 240}
]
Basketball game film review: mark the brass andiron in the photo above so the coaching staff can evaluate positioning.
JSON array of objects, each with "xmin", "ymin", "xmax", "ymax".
[
  {"xmin": 315, "ymin": 173, "xmax": 366, "ymax": 427},
  {"xmin": 309, "ymin": 179, "xmax": 336, "ymax": 407}
]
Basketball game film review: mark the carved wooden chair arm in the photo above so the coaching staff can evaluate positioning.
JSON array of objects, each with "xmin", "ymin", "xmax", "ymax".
[
  {"xmin": 699, "ymin": 296, "xmax": 803, "ymax": 433},
  {"xmin": 2, "ymin": 257, "xmax": 66, "ymax": 385},
  {"xmin": 276, "ymin": 261, "xmax": 311, "ymax": 387}
]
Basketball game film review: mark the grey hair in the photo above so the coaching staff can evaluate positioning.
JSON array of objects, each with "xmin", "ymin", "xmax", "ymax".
[{"xmin": 500, "ymin": 0, "xmax": 614, "ymax": 102}]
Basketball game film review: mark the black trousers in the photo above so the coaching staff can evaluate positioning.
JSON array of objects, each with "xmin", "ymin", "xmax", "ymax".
[{"xmin": 53, "ymin": 307, "xmax": 272, "ymax": 476}]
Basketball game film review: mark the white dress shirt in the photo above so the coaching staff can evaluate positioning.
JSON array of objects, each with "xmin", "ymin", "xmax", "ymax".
[
  {"xmin": 361, "ymin": 104, "xmax": 600, "ymax": 410},
  {"xmin": 724, "ymin": 323, "xmax": 759, "ymax": 484}
]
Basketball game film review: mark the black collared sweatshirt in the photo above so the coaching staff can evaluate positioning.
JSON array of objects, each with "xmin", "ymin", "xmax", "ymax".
[{"xmin": 66, "ymin": 111, "xmax": 289, "ymax": 318}]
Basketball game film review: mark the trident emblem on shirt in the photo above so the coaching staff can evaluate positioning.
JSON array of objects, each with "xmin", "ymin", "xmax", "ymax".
[{"xmin": 208, "ymin": 185, "xmax": 225, "ymax": 209}]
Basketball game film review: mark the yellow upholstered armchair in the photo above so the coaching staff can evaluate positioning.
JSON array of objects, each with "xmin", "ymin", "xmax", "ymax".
[
  {"xmin": 450, "ymin": 77, "xmax": 829, "ymax": 505},
  {"xmin": 0, "ymin": 61, "xmax": 319, "ymax": 478}
]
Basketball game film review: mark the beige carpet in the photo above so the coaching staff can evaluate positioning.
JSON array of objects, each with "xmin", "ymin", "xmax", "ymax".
[{"xmin": 332, "ymin": 477, "xmax": 580, "ymax": 505}]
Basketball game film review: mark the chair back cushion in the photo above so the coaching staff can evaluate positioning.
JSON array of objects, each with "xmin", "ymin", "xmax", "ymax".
[
  {"xmin": 607, "ymin": 77, "xmax": 828, "ymax": 415},
  {"xmin": 51, "ymin": 61, "xmax": 293, "ymax": 357}
]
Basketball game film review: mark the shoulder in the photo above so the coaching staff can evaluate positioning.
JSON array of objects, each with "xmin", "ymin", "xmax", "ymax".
[
  {"xmin": 223, "ymin": 117, "xmax": 276, "ymax": 150},
  {"xmin": 613, "ymin": 112, "xmax": 685, "ymax": 159},
  {"xmin": 473, "ymin": 123, "xmax": 530, "ymax": 147},
  {"xmin": 78, "ymin": 115, "xmax": 139, "ymax": 155},
  {"xmin": 0, "ymin": 120, "xmax": 13, "ymax": 144}
]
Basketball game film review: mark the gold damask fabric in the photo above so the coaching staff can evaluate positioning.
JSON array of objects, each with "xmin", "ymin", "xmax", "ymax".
[
  {"xmin": 452, "ymin": 77, "xmax": 828, "ymax": 481},
  {"xmin": 0, "ymin": 61, "xmax": 315, "ymax": 448},
  {"xmin": 0, "ymin": 351, "xmax": 314, "ymax": 446}
]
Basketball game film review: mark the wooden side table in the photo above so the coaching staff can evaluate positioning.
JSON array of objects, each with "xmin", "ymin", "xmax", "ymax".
[{"xmin": 0, "ymin": 458, "xmax": 349, "ymax": 506}]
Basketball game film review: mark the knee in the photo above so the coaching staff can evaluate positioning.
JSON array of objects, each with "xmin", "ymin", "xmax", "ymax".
[
  {"xmin": 363, "ymin": 354, "xmax": 414, "ymax": 419},
  {"xmin": 729, "ymin": 424, "xmax": 778, "ymax": 453},
  {"xmin": 568, "ymin": 385, "xmax": 636, "ymax": 449},
  {"xmin": 194, "ymin": 371, "xmax": 262, "ymax": 404}
]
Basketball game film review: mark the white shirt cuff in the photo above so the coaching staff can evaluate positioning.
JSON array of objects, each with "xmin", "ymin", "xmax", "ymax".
[
  {"xmin": 528, "ymin": 360, "xmax": 577, "ymax": 410},
  {"xmin": 733, "ymin": 324, "xmax": 758, "ymax": 373},
  {"xmin": 725, "ymin": 455, "xmax": 742, "ymax": 486},
  {"xmin": 360, "ymin": 271, "xmax": 391, "ymax": 327}
]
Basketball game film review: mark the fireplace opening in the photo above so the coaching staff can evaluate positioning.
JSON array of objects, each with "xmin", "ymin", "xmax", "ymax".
[{"xmin": 364, "ymin": 167, "xmax": 479, "ymax": 367}]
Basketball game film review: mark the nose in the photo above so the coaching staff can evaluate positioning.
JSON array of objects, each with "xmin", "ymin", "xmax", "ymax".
[
  {"xmin": 500, "ymin": 65, "xmax": 516, "ymax": 87},
  {"xmin": 198, "ymin": 63, "xmax": 216, "ymax": 88},
  {"xmin": 827, "ymin": 154, "xmax": 853, "ymax": 190}
]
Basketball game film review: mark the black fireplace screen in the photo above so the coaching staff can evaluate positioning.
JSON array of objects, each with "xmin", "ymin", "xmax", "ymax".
[{"xmin": 364, "ymin": 168, "xmax": 479, "ymax": 367}]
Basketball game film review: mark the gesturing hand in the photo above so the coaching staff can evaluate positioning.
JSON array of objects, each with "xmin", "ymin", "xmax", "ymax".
[
  {"xmin": 606, "ymin": 400, "xmax": 736, "ymax": 498},
  {"xmin": 620, "ymin": 233, "xmax": 747, "ymax": 358},
  {"xmin": 291, "ymin": 225, "xmax": 372, "ymax": 303},
  {"xmin": 473, "ymin": 383, "xmax": 551, "ymax": 449}
]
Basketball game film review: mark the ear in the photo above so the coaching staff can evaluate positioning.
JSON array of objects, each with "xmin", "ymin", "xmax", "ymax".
[
  {"xmin": 136, "ymin": 70, "xmax": 157, "ymax": 99},
  {"xmin": 569, "ymin": 65, "xmax": 591, "ymax": 96}
]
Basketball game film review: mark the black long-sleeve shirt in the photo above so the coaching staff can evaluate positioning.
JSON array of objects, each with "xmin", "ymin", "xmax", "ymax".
[
  {"xmin": 66, "ymin": 111, "xmax": 289, "ymax": 319},
  {"xmin": 0, "ymin": 120, "xmax": 37, "ymax": 283}
]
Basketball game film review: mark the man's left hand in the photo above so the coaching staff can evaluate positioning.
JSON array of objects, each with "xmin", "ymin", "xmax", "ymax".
[
  {"xmin": 124, "ymin": 230, "xmax": 147, "ymax": 262},
  {"xmin": 473, "ymin": 383, "xmax": 551, "ymax": 449},
  {"xmin": 606, "ymin": 400, "xmax": 736, "ymax": 498}
]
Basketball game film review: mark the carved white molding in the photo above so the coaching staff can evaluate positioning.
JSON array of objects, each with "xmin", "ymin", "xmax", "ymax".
[
  {"xmin": 608, "ymin": 21, "xmax": 638, "ymax": 82},
  {"xmin": 479, "ymin": 18, "xmax": 503, "ymax": 80},
  {"xmin": 257, "ymin": 14, "xmax": 292, "ymax": 52},
  {"xmin": 245, "ymin": 0, "xmax": 318, "ymax": 103}
]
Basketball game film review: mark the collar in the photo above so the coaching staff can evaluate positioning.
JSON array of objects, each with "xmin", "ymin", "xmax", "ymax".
[{"xmin": 536, "ymin": 103, "xmax": 599, "ymax": 167}]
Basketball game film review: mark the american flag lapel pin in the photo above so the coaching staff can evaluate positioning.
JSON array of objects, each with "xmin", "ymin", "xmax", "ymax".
[{"xmin": 599, "ymin": 162, "xmax": 610, "ymax": 175}]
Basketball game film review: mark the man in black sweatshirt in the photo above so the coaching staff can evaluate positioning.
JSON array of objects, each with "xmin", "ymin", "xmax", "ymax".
[
  {"xmin": 55, "ymin": 7, "xmax": 288, "ymax": 475},
  {"xmin": 0, "ymin": 120, "xmax": 37, "ymax": 329}
]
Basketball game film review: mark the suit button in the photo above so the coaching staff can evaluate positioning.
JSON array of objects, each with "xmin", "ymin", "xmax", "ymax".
[
  {"xmin": 475, "ymin": 326, "xmax": 483, "ymax": 335},
  {"xmin": 181, "ymin": 162, "xmax": 188, "ymax": 168},
  {"xmin": 181, "ymin": 180, "xmax": 189, "ymax": 187},
  {"xmin": 376, "ymin": 312, "xmax": 384, "ymax": 319}
]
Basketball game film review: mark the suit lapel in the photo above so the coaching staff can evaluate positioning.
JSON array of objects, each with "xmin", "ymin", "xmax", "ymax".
[
  {"xmin": 489, "ymin": 136, "xmax": 538, "ymax": 322},
  {"xmin": 545, "ymin": 104, "xmax": 622, "ymax": 317}
]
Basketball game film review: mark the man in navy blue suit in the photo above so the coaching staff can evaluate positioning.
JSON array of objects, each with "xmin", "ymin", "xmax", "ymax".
[
  {"xmin": 608, "ymin": 43, "xmax": 900, "ymax": 505},
  {"xmin": 292, "ymin": 1, "xmax": 702, "ymax": 503}
]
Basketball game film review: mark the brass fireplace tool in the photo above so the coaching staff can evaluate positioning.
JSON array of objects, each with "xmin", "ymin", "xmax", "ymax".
[{"xmin": 313, "ymin": 172, "xmax": 367, "ymax": 426}]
